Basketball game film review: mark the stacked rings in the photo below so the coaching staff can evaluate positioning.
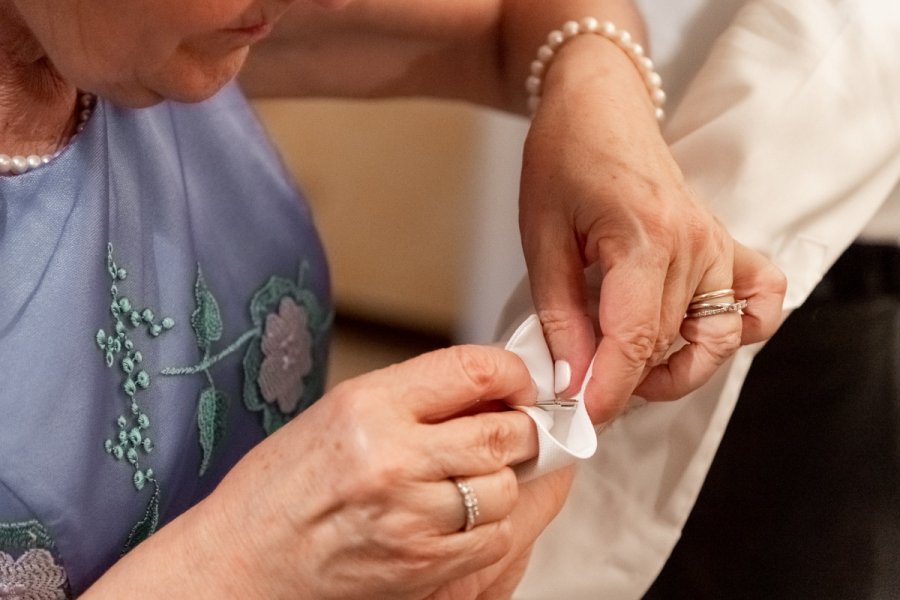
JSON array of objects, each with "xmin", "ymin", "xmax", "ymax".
[
  {"xmin": 453, "ymin": 478, "xmax": 480, "ymax": 532},
  {"xmin": 685, "ymin": 288, "xmax": 749, "ymax": 318}
]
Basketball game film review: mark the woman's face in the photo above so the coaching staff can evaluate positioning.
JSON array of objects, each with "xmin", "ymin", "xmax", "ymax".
[{"xmin": 13, "ymin": 0, "xmax": 344, "ymax": 106}]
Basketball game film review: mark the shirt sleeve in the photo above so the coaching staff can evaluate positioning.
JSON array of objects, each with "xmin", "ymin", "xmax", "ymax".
[{"xmin": 666, "ymin": 0, "xmax": 900, "ymax": 310}]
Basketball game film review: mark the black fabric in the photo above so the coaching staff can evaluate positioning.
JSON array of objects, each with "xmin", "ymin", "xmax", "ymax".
[{"xmin": 646, "ymin": 244, "xmax": 900, "ymax": 600}]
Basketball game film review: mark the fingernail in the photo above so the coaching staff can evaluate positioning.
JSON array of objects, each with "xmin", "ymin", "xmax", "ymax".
[{"xmin": 553, "ymin": 360, "xmax": 571, "ymax": 395}]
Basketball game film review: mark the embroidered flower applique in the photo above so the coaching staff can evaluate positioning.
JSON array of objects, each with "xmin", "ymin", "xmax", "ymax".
[
  {"xmin": 258, "ymin": 297, "xmax": 314, "ymax": 414},
  {"xmin": 163, "ymin": 262, "xmax": 330, "ymax": 471},
  {"xmin": 0, "ymin": 550, "xmax": 67, "ymax": 600}
]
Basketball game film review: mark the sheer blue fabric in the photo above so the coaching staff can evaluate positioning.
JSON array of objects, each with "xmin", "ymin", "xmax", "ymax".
[{"xmin": 0, "ymin": 84, "xmax": 331, "ymax": 593}]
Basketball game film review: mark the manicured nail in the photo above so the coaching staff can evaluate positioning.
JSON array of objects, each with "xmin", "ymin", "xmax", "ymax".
[{"xmin": 553, "ymin": 360, "xmax": 571, "ymax": 395}]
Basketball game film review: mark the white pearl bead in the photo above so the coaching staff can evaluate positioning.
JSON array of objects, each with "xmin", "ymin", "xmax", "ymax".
[
  {"xmin": 655, "ymin": 107, "xmax": 666, "ymax": 121},
  {"xmin": 525, "ymin": 19, "xmax": 665, "ymax": 124},
  {"xmin": 546, "ymin": 30, "xmax": 564, "ymax": 49},
  {"xmin": 537, "ymin": 45, "xmax": 554, "ymax": 63},
  {"xmin": 11, "ymin": 156, "xmax": 29, "ymax": 175},
  {"xmin": 652, "ymin": 88, "xmax": 667, "ymax": 106},
  {"xmin": 579, "ymin": 17, "xmax": 599, "ymax": 33},
  {"xmin": 0, "ymin": 91, "xmax": 95, "ymax": 176}
]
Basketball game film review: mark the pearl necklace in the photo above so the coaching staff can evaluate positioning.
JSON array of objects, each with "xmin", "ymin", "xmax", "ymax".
[{"xmin": 0, "ymin": 92, "xmax": 96, "ymax": 176}]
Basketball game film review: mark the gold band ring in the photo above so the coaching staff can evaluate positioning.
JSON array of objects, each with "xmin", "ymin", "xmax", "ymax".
[{"xmin": 690, "ymin": 288, "xmax": 735, "ymax": 304}]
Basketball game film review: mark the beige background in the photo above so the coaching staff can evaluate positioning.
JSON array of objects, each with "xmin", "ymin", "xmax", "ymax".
[{"xmin": 253, "ymin": 98, "xmax": 528, "ymax": 342}]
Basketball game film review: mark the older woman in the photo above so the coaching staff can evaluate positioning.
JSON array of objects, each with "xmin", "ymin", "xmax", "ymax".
[{"xmin": 0, "ymin": 0, "xmax": 784, "ymax": 597}]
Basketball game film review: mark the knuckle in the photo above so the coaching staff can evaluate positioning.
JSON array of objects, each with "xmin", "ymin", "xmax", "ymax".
[
  {"xmin": 391, "ymin": 548, "xmax": 442, "ymax": 582},
  {"xmin": 480, "ymin": 417, "xmax": 518, "ymax": 465},
  {"xmin": 705, "ymin": 329, "xmax": 742, "ymax": 362},
  {"xmin": 686, "ymin": 211, "xmax": 717, "ymax": 251},
  {"xmin": 344, "ymin": 458, "xmax": 405, "ymax": 501},
  {"xmin": 649, "ymin": 334, "xmax": 675, "ymax": 365},
  {"xmin": 535, "ymin": 307, "xmax": 583, "ymax": 339},
  {"xmin": 767, "ymin": 265, "xmax": 788, "ymax": 297},
  {"xmin": 328, "ymin": 379, "xmax": 369, "ymax": 418},
  {"xmin": 451, "ymin": 345, "xmax": 499, "ymax": 394},
  {"xmin": 497, "ymin": 467, "xmax": 519, "ymax": 505},
  {"xmin": 616, "ymin": 325, "xmax": 658, "ymax": 370}
]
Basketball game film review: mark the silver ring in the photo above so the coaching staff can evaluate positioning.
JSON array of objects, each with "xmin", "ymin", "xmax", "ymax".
[
  {"xmin": 690, "ymin": 288, "xmax": 735, "ymax": 304},
  {"xmin": 453, "ymin": 478, "xmax": 480, "ymax": 532},
  {"xmin": 685, "ymin": 298, "xmax": 748, "ymax": 318}
]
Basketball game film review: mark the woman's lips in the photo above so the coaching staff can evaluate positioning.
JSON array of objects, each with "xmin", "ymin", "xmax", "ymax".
[{"xmin": 221, "ymin": 21, "xmax": 274, "ymax": 45}]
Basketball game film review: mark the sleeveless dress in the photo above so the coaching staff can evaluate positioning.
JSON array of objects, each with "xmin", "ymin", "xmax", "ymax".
[{"xmin": 0, "ymin": 84, "xmax": 331, "ymax": 596}]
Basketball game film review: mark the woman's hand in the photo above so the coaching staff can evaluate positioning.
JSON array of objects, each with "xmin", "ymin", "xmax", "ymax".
[
  {"xmin": 427, "ymin": 466, "xmax": 576, "ymax": 600},
  {"xmin": 87, "ymin": 345, "xmax": 541, "ymax": 599},
  {"xmin": 519, "ymin": 36, "xmax": 786, "ymax": 423}
]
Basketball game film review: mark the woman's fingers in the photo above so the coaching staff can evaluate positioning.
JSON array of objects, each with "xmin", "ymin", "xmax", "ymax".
[
  {"xmin": 732, "ymin": 240, "xmax": 787, "ymax": 343},
  {"xmin": 581, "ymin": 256, "xmax": 667, "ymax": 423},
  {"xmin": 427, "ymin": 469, "xmax": 519, "ymax": 535},
  {"xmin": 635, "ymin": 308, "xmax": 742, "ymax": 400},
  {"xmin": 422, "ymin": 410, "xmax": 538, "ymax": 479},
  {"xmin": 635, "ymin": 238, "xmax": 785, "ymax": 401},
  {"xmin": 373, "ymin": 346, "xmax": 537, "ymax": 422},
  {"xmin": 521, "ymin": 213, "xmax": 597, "ymax": 398}
]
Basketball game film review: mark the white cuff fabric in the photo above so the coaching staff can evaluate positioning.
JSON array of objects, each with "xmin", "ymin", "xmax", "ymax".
[{"xmin": 503, "ymin": 314, "xmax": 598, "ymax": 481}]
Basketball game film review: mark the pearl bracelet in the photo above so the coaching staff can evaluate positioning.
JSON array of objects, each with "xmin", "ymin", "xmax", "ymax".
[{"xmin": 526, "ymin": 18, "xmax": 666, "ymax": 121}]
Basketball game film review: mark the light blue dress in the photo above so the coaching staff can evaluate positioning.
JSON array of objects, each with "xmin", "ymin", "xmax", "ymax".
[{"xmin": 0, "ymin": 84, "xmax": 331, "ymax": 596}]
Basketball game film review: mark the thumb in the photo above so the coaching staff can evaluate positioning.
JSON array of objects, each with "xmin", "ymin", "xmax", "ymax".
[{"xmin": 523, "ymin": 231, "xmax": 596, "ymax": 397}]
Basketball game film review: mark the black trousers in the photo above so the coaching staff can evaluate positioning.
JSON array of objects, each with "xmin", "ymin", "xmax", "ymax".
[{"xmin": 646, "ymin": 244, "xmax": 900, "ymax": 600}]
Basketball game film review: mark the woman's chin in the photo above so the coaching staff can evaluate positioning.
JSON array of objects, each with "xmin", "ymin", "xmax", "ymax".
[{"xmin": 96, "ymin": 55, "xmax": 247, "ymax": 108}]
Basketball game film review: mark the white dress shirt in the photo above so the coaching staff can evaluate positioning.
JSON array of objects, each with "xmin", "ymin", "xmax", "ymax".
[{"xmin": 513, "ymin": 1, "xmax": 900, "ymax": 597}]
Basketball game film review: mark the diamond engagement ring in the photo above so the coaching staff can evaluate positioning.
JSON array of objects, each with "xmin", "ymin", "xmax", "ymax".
[
  {"xmin": 453, "ymin": 478, "xmax": 480, "ymax": 532},
  {"xmin": 685, "ymin": 298, "xmax": 749, "ymax": 318}
]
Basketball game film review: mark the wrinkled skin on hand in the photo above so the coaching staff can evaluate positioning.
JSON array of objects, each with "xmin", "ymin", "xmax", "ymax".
[
  {"xmin": 198, "ymin": 345, "xmax": 546, "ymax": 600},
  {"xmin": 519, "ymin": 46, "xmax": 786, "ymax": 424},
  {"xmin": 427, "ymin": 466, "xmax": 575, "ymax": 600}
]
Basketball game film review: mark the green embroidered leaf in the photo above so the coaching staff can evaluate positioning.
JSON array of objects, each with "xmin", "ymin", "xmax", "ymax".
[
  {"xmin": 123, "ymin": 481, "xmax": 160, "ymax": 554},
  {"xmin": 191, "ymin": 268, "xmax": 223, "ymax": 351},
  {"xmin": 197, "ymin": 387, "xmax": 228, "ymax": 476},
  {"xmin": 248, "ymin": 276, "xmax": 296, "ymax": 327},
  {"xmin": 0, "ymin": 520, "xmax": 54, "ymax": 552},
  {"xmin": 242, "ymin": 340, "xmax": 265, "ymax": 412}
]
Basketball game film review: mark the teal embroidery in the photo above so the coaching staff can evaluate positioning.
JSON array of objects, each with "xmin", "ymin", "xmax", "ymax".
[
  {"xmin": 124, "ymin": 481, "xmax": 160, "ymax": 552},
  {"xmin": 163, "ymin": 263, "xmax": 330, "ymax": 451},
  {"xmin": 0, "ymin": 521, "xmax": 53, "ymax": 553},
  {"xmin": 95, "ymin": 243, "xmax": 173, "ymax": 551}
]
